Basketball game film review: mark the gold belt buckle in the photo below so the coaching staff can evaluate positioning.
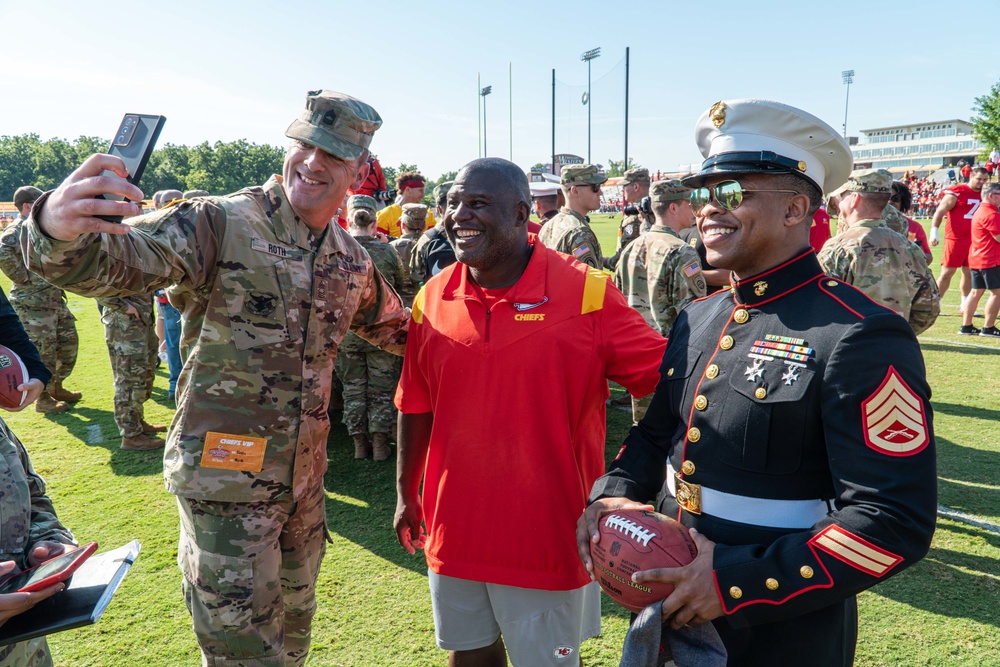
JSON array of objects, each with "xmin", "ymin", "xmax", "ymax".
[{"xmin": 674, "ymin": 472, "xmax": 702, "ymax": 515}]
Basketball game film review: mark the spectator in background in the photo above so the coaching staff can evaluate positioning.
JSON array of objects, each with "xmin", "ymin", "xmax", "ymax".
[
  {"xmin": 890, "ymin": 180, "xmax": 933, "ymax": 263},
  {"xmin": 961, "ymin": 161, "xmax": 972, "ymax": 183},
  {"xmin": 809, "ymin": 203, "xmax": 832, "ymax": 253},
  {"xmin": 336, "ymin": 195, "xmax": 409, "ymax": 462},
  {"xmin": 960, "ymin": 182, "xmax": 1000, "ymax": 336},
  {"xmin": 351, "ymin": 153, "xmax": 390, "ymax": 210},
  {"xmin": 377, "ymin": 172, "xmax": 435, "ymax": 238},
  {"xmin": 154, "ymin": 189, "xmax": 184, "ymax": 403}
]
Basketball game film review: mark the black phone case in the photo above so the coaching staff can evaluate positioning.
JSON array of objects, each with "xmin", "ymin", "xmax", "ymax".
[{"xmin": 96, "ymin": 114, "xmax": 166, "ymax": 222}]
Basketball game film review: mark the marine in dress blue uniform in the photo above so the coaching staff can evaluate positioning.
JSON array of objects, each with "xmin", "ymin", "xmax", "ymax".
[{"xmin": 581, "ymin": 100, "xmax": 937, "ymax": 667}]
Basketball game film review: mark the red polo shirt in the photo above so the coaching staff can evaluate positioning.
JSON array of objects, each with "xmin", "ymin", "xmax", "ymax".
[
  {"xmin": 395, "ymin": 241, "xmax": 667, "ymax": 590},
  {"xmin": 970, "ymin": 202, "xmax": 1000, "ymax": 269}
]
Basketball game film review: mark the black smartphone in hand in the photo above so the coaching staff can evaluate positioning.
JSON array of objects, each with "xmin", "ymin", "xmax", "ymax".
[{"xmin": 96, "ymin": 114, "xmax": 166, "ymax": 222}]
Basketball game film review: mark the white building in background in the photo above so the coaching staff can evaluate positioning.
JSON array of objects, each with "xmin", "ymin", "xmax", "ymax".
[{"xmin": 850, "ymin": 119, "xmax": 987, "ymax": 175}]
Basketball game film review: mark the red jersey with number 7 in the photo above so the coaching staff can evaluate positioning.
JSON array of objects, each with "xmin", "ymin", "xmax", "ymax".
[{"xmin": 944, "ymin": 184, "xmax": 981, "ymax": 241}]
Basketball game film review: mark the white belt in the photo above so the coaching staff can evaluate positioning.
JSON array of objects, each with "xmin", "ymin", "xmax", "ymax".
[{"xmin": 666, "ymin": 462, "xmax": 831, "ymax": 530}]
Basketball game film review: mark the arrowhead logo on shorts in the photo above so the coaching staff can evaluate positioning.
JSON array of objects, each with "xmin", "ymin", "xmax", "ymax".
[
  {"xmin": 861, "ymin": 366, "xmax": 928, "ymax": 456},
  {"xmin": 553, "ymin": 646, "xmax": 574, "ymax": 659}
]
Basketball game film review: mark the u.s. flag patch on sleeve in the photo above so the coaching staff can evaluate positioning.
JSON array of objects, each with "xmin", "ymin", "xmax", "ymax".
[
  {"xmin": 573, "ymin": 244, "xmax": 591, "ymax": 258},
  {"xmin": 683, "ymin": 260, "xmax": 701, "ymax": 278}
]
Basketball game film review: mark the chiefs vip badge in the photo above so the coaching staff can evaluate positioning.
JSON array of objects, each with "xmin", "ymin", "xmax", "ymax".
[
  {"xmin": 861, "ymin": 367, "xmax": 928, "ymax": 456},
  {"xmin": 200, "ymin": 432, "xmax": 267, "ymax": 472}
]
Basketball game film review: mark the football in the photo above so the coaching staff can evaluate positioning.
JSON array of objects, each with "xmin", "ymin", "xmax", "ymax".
[
  {"xmin": 0, "ymin": 344, "xmax": 29, "ymax": 410},
  {"xmin": 590, "ymin": 509, "xmax": 698, "ymax": 613}
]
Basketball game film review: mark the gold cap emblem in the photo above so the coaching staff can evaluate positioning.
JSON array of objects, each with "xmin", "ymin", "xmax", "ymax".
[
  {"xmin": 797, "ymin": 161, "xmax": 807, "ymax": 172},
  {"xmin": 753, "ymin": 281, "xmax": 768, "ymax": 297},
  {"xmin": 709, "ymin": 101, "xmax": 727, "ymax": 128}
]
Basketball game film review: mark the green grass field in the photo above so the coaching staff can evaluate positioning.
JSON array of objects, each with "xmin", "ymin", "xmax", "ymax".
[{"xmin": 1, "ymin": 216, "xmax": 998, "ymax": 666}]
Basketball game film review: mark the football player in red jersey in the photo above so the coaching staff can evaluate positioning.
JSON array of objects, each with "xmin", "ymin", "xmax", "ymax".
[{"xmin": 930, "ymin": 167, "xmax": 989, "ymax": 310}]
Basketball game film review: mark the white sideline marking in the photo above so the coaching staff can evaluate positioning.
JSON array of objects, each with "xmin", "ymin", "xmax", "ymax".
[
  {"xmin": 938, "ymin": 505, "xmax": 1000, "ymax": 535},
  {"xmin": 922, "ymin": 337, "xmax": 1000, "ymax": 352},
  {"xmin": 86, "ymin": 425, "xmax": 103, "ymax": 444}
]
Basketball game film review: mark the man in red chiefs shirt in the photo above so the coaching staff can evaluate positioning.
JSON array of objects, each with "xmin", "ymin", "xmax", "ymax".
[
  {"xmin": 930, "ymin": 166, "xmax": 989, "ymax": 310},
  {"xmin": 961, "ymin": 182, "xmax": 1000, "ymax": 336},
  {"xmin": 394, "ymin": 158, "xmax": 666, "ymax": 667}
]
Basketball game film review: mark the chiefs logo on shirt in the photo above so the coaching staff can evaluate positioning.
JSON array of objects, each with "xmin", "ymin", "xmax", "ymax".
[{"xmin": 861, "ymin": 367, "xmax": 929, "ymax": 456}]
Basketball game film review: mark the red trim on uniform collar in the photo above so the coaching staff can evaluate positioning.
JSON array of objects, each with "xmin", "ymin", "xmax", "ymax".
[{"xmin": 731, "ymin": 249, "xmax": 824, "ymax": 307}]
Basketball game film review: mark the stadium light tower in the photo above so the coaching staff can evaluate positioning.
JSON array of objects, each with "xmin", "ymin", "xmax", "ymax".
[
  {"xmin": 581, "ymin": 47, "xmax": 601, "ymax": 163},
  {"xmin": 842, "ymin": 69, "xmax": 855, "ymax": 139},
  {"xmin": 481, "ymin": 85, "xmax": 492, "ymax": 156}
]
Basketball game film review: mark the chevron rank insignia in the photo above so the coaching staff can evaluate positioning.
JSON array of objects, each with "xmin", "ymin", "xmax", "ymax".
[
  {"xmin": 809, "ymin": 525, "xmax": 902, "ymax": 577},
  {"xmin": 861, "ymin": 366, "xmax": 928, "ymax": 456}
]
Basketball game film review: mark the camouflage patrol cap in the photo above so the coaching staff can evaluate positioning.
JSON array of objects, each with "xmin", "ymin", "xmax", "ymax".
[
  {"xmin": 13, "ymin": 186, "xmax": 43, "ymax": 209},
  {"xmin": 286, "ymin": 90, "xmax": 382, "ymax": 161},
  {"xmin": 433, "ymin": 181, "xmax": 454, "ymax": 206},
  {"xmin": 347, "ymin": 194, "xmax": 378, "ymax": 213},
  {"xmin": 834, "ymin": 168, "xmax": 893, "ymax": 196},
  {"xmin": 620, "ymin": 167, "xmax": 650, "ymax": 185},
  {"xmin": 650, "ymin": 179, "xmax": 692, "ymax": 204},
  {"xmin": 561, "ymin": 164, "xmax": 608, "ymax": 187},
  {"xmin": 401, "ymin": 203, "xmax": 428, "ymax": 229}
]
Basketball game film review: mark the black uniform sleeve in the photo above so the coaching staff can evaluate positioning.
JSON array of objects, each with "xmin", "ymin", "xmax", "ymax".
[
  {"xmin": 0, "ymin": 286, "xmax": 50, "ymax": 385},
  {"xmin": 712, "ymin": 312, "xmax": 936, "ymax": 627}
]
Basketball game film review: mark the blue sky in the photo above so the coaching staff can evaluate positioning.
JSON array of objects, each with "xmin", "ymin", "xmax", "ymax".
[{"xmin": 2, "ymin": 0, "xmax": 997, "ymax": 181}]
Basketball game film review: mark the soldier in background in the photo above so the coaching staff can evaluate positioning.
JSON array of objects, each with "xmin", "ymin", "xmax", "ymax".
[
  {"xmin": 377, "ymin": 172, "xmax": 436, "ymax": 238},
  {"xmin": 537, "ymin": 164, "xmax": 607, "ymax": 269},
  {"xmin": 389, "ymin": 203, "xmax": 426, "ymax": 305},
  {"xmin": 336, "ymin": 195, "xmax": 409, "ymax": 462},
  {"xmin": 615, "ymin": 179, "xmax": 706, "ymax": 422},
  {"xmin": 0, "ymin": 186, "xmax": 81, "ymax": 413},
  {"xmin": 98, "ymin": 294, "xmax": 165, "ymax": 450},
  {"xmin": 606, "ymin": 167, "xmax": 654, "ymax": 269},
  {"xmin": 528, "ymin": 181, "xmax": 563, "ymax": 224},
  {"xmin": 819, "ymin": 169, "xmax": 940, "ymax": 335},
  {"xmin": 410, "ymin": 181, "xmax": 457, "ymax": 284}
]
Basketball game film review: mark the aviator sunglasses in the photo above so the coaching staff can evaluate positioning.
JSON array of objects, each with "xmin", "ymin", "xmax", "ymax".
[{"xmin": 690, "ymin": 180, "xmax": 799, "ymax": 214}]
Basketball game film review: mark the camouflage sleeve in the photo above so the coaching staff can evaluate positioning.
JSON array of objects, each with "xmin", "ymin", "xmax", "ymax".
[
  {"xmin": 0, "ymin": 224, "xmax": 32, "ymax": 286},
  {"xmin": 349, "ymin": 260, "xmax": 409, "ymax": 356},
  {"xmin": 22, "ymin": 192, "xmax": 224, "ymax": 299},
  {"xmin": 16, "ymin": 432, "xmax": 76, "ymax": 549},
  {"xmin": 566, "ymin": 227, "xmax": 602, "ymax": 269},
  {"xmin": 409, "ymin": 235, "xmax": 429, "ymax": 284},
  {"xmin": 394, "ymin": 250, "xmax": 417, "ymax": 305},
  {"xmin": 816, "ymin": 242, "xmax": 854, "ymax": 284},
  {"xmin": 906, "ymin": 249, "xmax": 941, "ymax": 336},
  {"xmin": 649, "ymin": 247, "xmax": 705, "ymax": 336}
]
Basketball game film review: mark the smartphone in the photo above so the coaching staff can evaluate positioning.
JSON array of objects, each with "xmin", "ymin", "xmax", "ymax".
[
  {"xmin": 96, "ymin": 113, "xmax": 166, "ymax": 222},
  {"xmin": 0, "ymin": 542, "xmax": 98, "ymax": 594}
]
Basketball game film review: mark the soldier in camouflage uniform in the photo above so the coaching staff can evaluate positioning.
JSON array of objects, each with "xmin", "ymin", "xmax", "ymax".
[
  {"xmin": 606, "ymin": 167, "xmax": 655, "ymax": 270},
  {"xmin": 23, "ymin": 90, "xmax": 409, "ymax": 667},
  {"xmin": 337, "ymin": 195, "xmax": 410, "ymax": 461},
  {"xmin": 537, "ymin": 164, "xmax": 606, "ymax": 268},
  {"xmin": 389, "ymin": 203, "xmax": 426, "ymax": 305},
  {"xmin": 0, "ymin": 417, "xmax": 77, "ymax": 667},
  {"xmin": 819, "ymin": 169, "xmax": 940, "ymax": 335},
  {"xmin": 0, "ymin": 187, "xmax": 81, "ymax": 413},
  {"xmin": 615, "ymin": 179, "xmax": 707, "ymax": 422},
  {"xmin": 98, "ymin": 294, "xmax": 165, "ymax": 450},
  {"xmin": 410, "ymin": 181, "xmax": 456, "ymax": 284}
]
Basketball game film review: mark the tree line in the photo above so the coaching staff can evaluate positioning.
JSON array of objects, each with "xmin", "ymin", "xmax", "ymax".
[{"xmin": 0, "ymin": 134, "xmax": 452, "ymax": 205}]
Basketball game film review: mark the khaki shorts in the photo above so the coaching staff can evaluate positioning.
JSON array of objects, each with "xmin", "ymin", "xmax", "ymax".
[{"xmin": 428, "ymin": 571, "xmax": 601, "ymax": 666}]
